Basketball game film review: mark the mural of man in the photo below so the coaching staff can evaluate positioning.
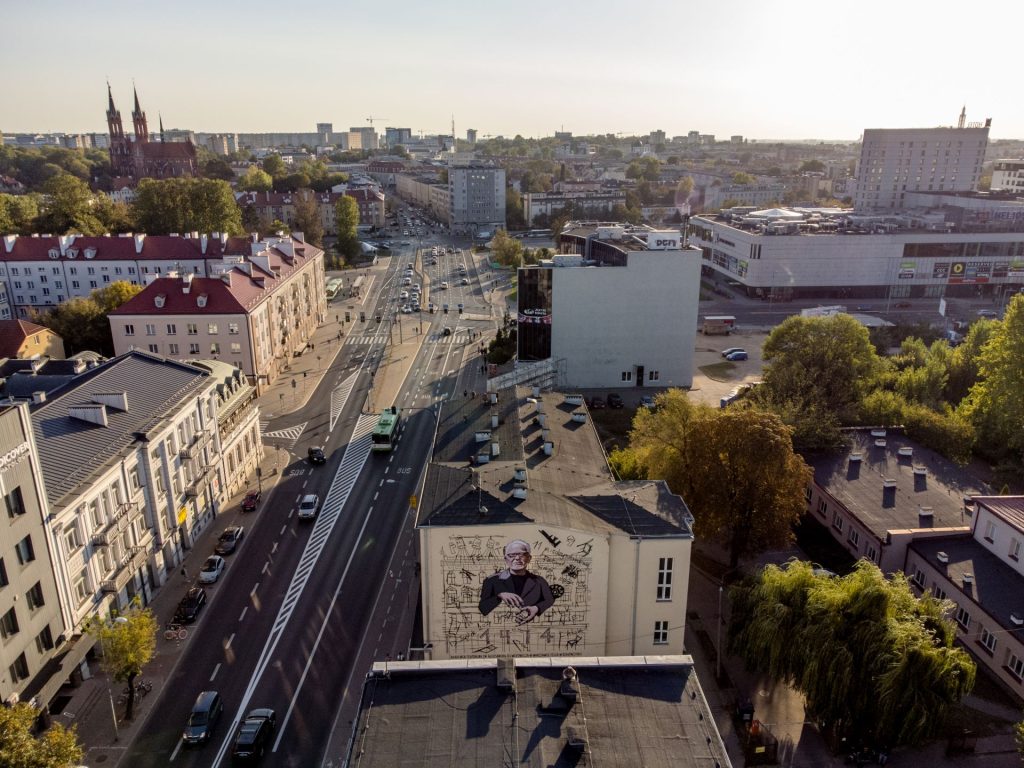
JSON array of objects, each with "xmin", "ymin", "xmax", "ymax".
[{"xmin": 479, "ymin": 539, "xmax": 555, "ymax": 624}]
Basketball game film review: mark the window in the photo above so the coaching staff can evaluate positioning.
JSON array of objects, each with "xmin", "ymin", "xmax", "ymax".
[
  {"xmin": 1009, "ymin": 653, "xmax": 1024, "ymax": 680},
  {"xmin": 1, "ymin": 606, "xmax": 19, "ymax": 638},
  {"xmin": 656, "ymin": 557, "xmax": 673, "ymax": 601},
  {"xmin": 984, "ymin": 520, "xmax": 996, "ymax": 543},
  {"xmin": 15, "ymin": 535, "xmax": 34, "ymax": 564},
  {"xmin": 621, "ymin": 371, "xmax": 632, "ymax": 381},
  {"xmin": 168, "ymin": 343, "xmax": 179, "ymax": 355},
  {"xmin": 25, "ymin": 581, "xmax": 44, "ymax": 610},
  {"xmin": 932, "ymin": 584, "xmax": 946, "ymax": 600},
  {"xmin": 124, "ymin": 324, "xmax": 135, "ymax": 336},
  {"xmin": 145, "ymin": 323, "xmax": 156, "ymax": 336},
  {"xmin": 89, "ymin": 281, "xmax": 97, "ymax": 289},
  {"xmin": 817, "ymin": 498, "xmax": 828, "ymax": 517},
  {"xmin": 128, "ymin": 465, "xmax": 141, "ymax": 491},
  {"xmin": 954, "ymin": 606, "xmax": 971, "ymax": 630},
  {"xmin": 147, "ymin": 344, "xmax": 159, "ymax": 354},
  {"xmin": 167, "ymin": 324, "xmax": 177, "ymax": 335},
  {"xmin": 0, "ymin": 558, "xmax": 7, "ymax": 587},
  {"xmin": 189, "ymin": 343, "xmax": 200, "ymax": 354},
  {"xmin": 804, "ymin": 486, "xmax": 812, "ymax": 503},
  {"xmin": 8, "ymin": 653, "xmax": 29, "ymax": 683},
  {"xmin": 187, "ymin": 323, "xmax": 198, "ymax": 335},
  {"xmin": 1010, "ymin": 538, "xmax": 1021, "ymax": 561},
  {"xmin": 911, "ymin": 567, "xmax": 925, "ymax": 588},
  {"xmin": 210, "ymin": 343, "xmax": 220, "ymax": 355},
  {"xmin": 832, "ymin": 511, "xmax": 844, "ymax": 532},
  {"xmin": 648, "ymin": 370, "xmax": 660, "ymax": 381},
  {"xmin": 4, "ymin": 486, "xmax": 26, "ymax": 518},
  {"xmin": 230, "ymin": 342, "xmax": 241, "ymax": 354},
  {"xmin": 64, "ymin": 526, "xmax": 82, "ymax": 553},
  {"xmin": 73, "ymin": 573, "xmax": 89, "ymax": 605},
  {"xmin": 653, "ymin": 620, "xmax": 669, "ymax": 645},
  {"xmin": 35, "ymin": 624, "xmax": 54, "ymax": 653},
  {"xmin": 228, "ymin": 323, "xmax": 239, "ymax": 335},
  {"xmin": 208, "ymin": 323, "xmax": 219, "ymax": 335},
  {"xmin": 980, "ymin": 626, "xmax": 997, "ymax": 654}
]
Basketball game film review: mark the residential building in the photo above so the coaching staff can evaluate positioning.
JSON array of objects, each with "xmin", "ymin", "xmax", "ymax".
[
  {"xmin": 344, "ymin": 187, "xmax": 386, "ymax": 228},
  {"xmin": 236, "ymin": 132, "xmax": 321, "ymax": 150},
  {"xmin": 418, "ymin": 387, "xmax": 694, "ymax": 661},
  {"xmin": 384, "ymin": 127, "xmax": 412, "ymax": 148},
  {"xmin": 108, "ymin": 235, "xmax": 326, "ymax": 393},
  {"xmin": 0, "ymin": 279, "xmax": 11, "ymax": 320},
  {"xmin": 702, "ymin": 181, "xmax": 786, "ymax": 211},
  {"xmin": 518, "ymin": 224, "xmax": 701, "ymax": 389},
  {"xmin": 0, "ymin": 320, "xmax": 65, "ymax": 360},
  {"xmin": 106, "ymin": 85, "xmax": 197, "ymax": 181},
  {"xmin": 0, "ymin": 402, "xmax": 68, "ymax": 709},
  {"xmin": 448, "ymin": 164, "xmax": 506, "ymax": 237},
  {"xmin": 690, "ymin": 201, "xmax": 1024, "ymax": 300},
  {"xmin": 348, "ymin": 127, "xmax": 378, "ymax": 151},
  {"xmin": 992, "ymin": 159, "xmax": 1024, "ymax": 193},
  {"xmin": 315, "ymin": 123, "xmax": 333, "ymax": 145},
  {"xmin": 349, "ymin": 656, "xmax": 731, "ymax": 767},
  {"xmin": 522, "ymin": 190, "xmax": 626, "ymax": 225},
  {"xmin": 365, "ymin": 160, "xmax": 406, "ymax": 187},
  {"xmin": 395, "ymin": 173, "xmax": 451, "ymax": 223},
  {"xmin": 853, "ymin": 112, "xmax": 990, "ymax": 211},
  {"xmin": 237, "ymin": 190, "xmax": 343, "ymax": 235}
]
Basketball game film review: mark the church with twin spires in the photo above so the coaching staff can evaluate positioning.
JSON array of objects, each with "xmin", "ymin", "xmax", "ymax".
[{"xmin": 106, "ymin": 84, "xmax": 198, "ymax": 181}]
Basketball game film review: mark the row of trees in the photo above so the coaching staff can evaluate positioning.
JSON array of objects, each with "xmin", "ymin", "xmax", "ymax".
[{"xmin": 34, "ymin": 281, "xmax": 144, "ymax": 356}]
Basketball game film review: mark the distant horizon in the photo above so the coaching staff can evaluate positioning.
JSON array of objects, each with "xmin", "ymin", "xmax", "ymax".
[{"xmin": 4, "ymin": 0, "xmax": 1022, "ymax": 142}]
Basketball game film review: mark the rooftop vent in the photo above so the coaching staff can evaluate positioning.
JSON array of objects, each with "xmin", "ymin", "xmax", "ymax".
[
  {"xmin": 31, "ymin": 391, "xmax": 46, "ymax": 404},
  {"xmin": 1011, "ymin": 614, "xmax": 1024, "ymax": 627},
  {"xmin": 882, "ymin": 478, "xmax": 897, "ymax": 488},
  {"xmin": 937, "ymin": 551, "xmax": 949, "ymax": 564},
  {"xmin": 571, "ymin": 412, "xmax": 587, "ymax": 423},
  {"xmin": 154, "ymin": 294, "xmax": 166, "ymax": 308},
  {"xmin": 512, "ymin": 487, "xmax": 527, "ymax": 500},
  {"xmin": 871, "ymin": 429, "xmax": 887, "ymax": 437},
  {"xmin": 849, "ymin": 452, "xmax": 863, "ymax": 462},
  {"xmin": 898, "ymin": 447, "xmax": 914, "ymax": 457},
  {"xmin": 513, "ymin": 467, "xmax": 527, "ymax": 484},
  {"xmin": 91, "ymin": 392, "xmax": 128, "ymax": 412},
  {"xmin": 564, "ymin": 394, "xmax": 584, "ymax": 406},
  {"xmin": 913, "ymin": 466, "xmax": 927, "ymax": 476},
  {"xmin": 559, "ymin": 666, "xmax": 579, "ymax": 703},
  {"xmin": 918, "ymin": 507, "xmax": 934, "ymax": 519},
  {"xmin": 197, "ymin": 294, "xmax": 208, "ymax": 308},
  {"xmin": 962, "ymin": 573, "xmax": 974, "ymax": 587},
  {"xmin": 874, "ymin": 438, "xmax": 887, "ymax": 448},
  {"xmin": 496, "ymin": 658, "xmax": 516, "ymax": 692},
  {"xmin": 69, "ymin": 403, "xmax": 108, "ymax": 427}
]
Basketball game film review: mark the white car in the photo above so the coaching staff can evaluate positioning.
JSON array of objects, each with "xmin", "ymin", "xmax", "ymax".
[
  {"xmin": 298, "ymin": 494, "xmax": 319, "ymax": 521},
  {"xmin": 400, "ymin": 290, "xmax": 409, "ymax": 300},
  {"xmin": 460, "ymin": 277, "xmax": 470, "ymax": 285},
  {"xmin": 198, "ymin": 555, "xmax": 226, "ymax": 584}
]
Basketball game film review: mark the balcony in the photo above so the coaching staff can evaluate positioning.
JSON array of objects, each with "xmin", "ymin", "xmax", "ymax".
[
  {"xmin": 179, "ymin": 444, "xmax": 197, "ymax": 460},
  {"xmin": 100, "ymin": 546, "xmax": 148, "ymax": 594},
  {"xmin": 90, "ymin": 501, "xmax": 140, "ymax": 547},
  {"xmin": 185, "ymin": 468, "xmax": 210, "ymax": 498}
]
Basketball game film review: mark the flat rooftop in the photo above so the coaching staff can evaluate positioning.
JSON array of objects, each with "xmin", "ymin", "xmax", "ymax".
[
  {"xmin": 349, "ymin": 656, "xmax": 732, "ymax": 768},
  {"xmin": 419, "ymin": 388, "xmax": 693, "ymax": 537},
  {"xmin": 811, "ymin": 430, "xmax": 988, "ymax": 539}
]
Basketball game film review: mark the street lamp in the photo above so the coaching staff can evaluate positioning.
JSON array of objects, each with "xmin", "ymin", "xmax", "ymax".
[{"xmin": 716, "ymin": 584, "xmax": 723, "ymax": 682}]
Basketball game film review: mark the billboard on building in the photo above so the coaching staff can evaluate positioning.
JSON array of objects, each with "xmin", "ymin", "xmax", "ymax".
[{"xmin": 427, "ymin": 525, "xmax": 607, "ymax": 659}]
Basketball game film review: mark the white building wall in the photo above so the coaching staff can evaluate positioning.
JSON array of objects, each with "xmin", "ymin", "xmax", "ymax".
[
  {"xmin": 549, "ymin": 247, "xmax": 700, "ymax": 389},
  {"xmin": 992, "ymin": 160, "xmax": 1024, "ymax": 193}
]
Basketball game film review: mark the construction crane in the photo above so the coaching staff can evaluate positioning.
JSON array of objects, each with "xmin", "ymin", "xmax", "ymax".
[{"xmin": 366, "ymin": 116, "xmax": 390, "ymax": 127}]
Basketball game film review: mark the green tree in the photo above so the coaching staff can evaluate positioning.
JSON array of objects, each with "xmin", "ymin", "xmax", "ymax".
[
  {"xmin": 0, "ymin": 702, "xmax": 83, "ymax": 768},
  {"xmin": 90, "ymin": 605, "xmax": 157, "ymax": 721},
  {"xmin": 731, "ymin": 171, "xmax": 756, "ymax": 185},
  {"xmin": 945, "ymin": 319, "xmax": 997, "ymax": 403},
  {"xmin": 290, "ymin": 189, "xmax": 324, "ymax": 247},
  {"xmin": 261, "ymin": 154, "xmax": 286, "ymax": 178},
  {"xmin": 334, "ymin": 195, "xmax": 361, "ymax": 263},
  {"xmin": 624, "ymin": 392, "xmax": 810, "ymax": 567},
  {"xmin": 392, "ymin": 144, "xmax": 409, "ymax": 159},
  {"xmin": 729, "ymin": 561, "xmax": 975, "ymax": 747},
  {"xmin": 506, "ymin": 187, "xmax": 525, "ymax": 228},
  {"xmin": 675, "ymin": 176, "xmax": 695, "ymax": 206},
  {"xmin": 239, "ymin": 166, "xmax": 273, "ymax": 193},
  {"xmin": 132, "ymin": 178, "xmax": 242, "ymax": 236},
  {"xmin": 799, "ymin": 160, "xmax": 826, "ymax": 173},
  {"xmin": 35, "ymin": 174, "xmax": 107, "ymax": 235},
  {"xmin": 490, "ymin": 229, "xmax": 524, "ymax": 268},
  {"xmin": 277, "ymin": 172, "xmax": 311, "ymax": 192},
  {"xmin": 202, "ymin": 157, "xmax": 235, "ymax": 181},
  {"xmin": 0, "ymin": 193, "xmax": 40, "ymax": 233},
  {"xmin": 94, "ymin": 280, "xmax": 144, "ymax": 314},
  {"xmin": 33, "ymin": 280, "xmax": 142, "ymax": 356}
]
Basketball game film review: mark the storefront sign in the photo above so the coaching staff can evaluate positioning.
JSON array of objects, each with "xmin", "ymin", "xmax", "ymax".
[{"xmin": 0, "ymin": 442, "xmax": 30, "ymax": 473}]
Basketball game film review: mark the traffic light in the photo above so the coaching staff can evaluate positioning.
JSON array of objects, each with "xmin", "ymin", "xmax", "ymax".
[
  {"xmin": 345, "ymin": 312, "xmax": 351, "ymax": 323},
  {"xmin": 359, "ymin": 311, "xmax": 366, "ymax": 322},
  {"xmin": 376, "ymin": 314, "xmax": 382, "ymax": 323},
  {"xmin": 458, "ymin": 306, "xmax": 463, "ymax": 315}
]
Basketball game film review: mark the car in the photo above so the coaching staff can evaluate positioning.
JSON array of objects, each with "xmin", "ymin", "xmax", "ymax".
[
  {"xmin": 440, "ymin": 281, "xmax": 448, "ymax": 289},
  {"xmin": 174, "ymin": 586, "xmax": 207, "ymax": 624},
  {"xmin": 401, "ymin": 305, "xmax": 412, "ymax": 314},
  {"xmin": 457, "ymin": 303, "xmax": 464, "ymax": 312},
  {"xmin": 215, "ymin": 526, "xmax": 244, "ymax": 555},
  {"xmin": 241, "ymin": 490, "xmax": 261, "ymax": 513},
  {"xmin": 640, "ymin": 395, "xmax": 656, "ymax": 410},
  {"xmin": 183, "ymin": 691, "xmax": 223, "ymax": 746},
  {"xmin": 607, "ymin": 393, "xmax": 624, "ymax": 409},
  {"xmin": 198, "ymin": 555, "xmax": 226, "ymax": 584},
  {"xmin": 460, "ymin": 277, "xmax": 470, "ymax": 285},
  {"xmin": 298, "ymin": 493, "xmax": 319, "ymax": 520},
  {"xmin": 725, "ymin": 350, "xmax": 749, "ymax": 361},
  {"xmin": 977, "ymin": 309, "xmax": 999, "ymax": 318},
  {"xmin": 855, "ymin": 304, "xmax": 873, "ymax": 311},
  {"xmin": 721, "ymin": 347, "xmax": 746, "ymax": 358},
  {"xmin": 442, "ymin": 303, "xmax": 450, "ymax": 313},
  {"xmin": 308, "ymin": 446, "xmax": 326, "ymax": 465},
  {"xmin": 232, "ymin": 708, "xmax": 277, "ymax": 762},
  {"xmin": 442, "ymin": 327, "xmax": 452, "ymax": 336},
  {"xmin": 589, "ymin": 395, "xmax": 606, "ymax": 410},
  {"xmin": 399, "ymin": 290, "xmax": 409, "ymax": 299},
  {"xmin": 428, "ymin": 303, "xmax": 436, "ymax": 314}
]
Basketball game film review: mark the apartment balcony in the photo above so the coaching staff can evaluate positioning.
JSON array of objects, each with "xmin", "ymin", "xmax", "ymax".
[
  {"xmin": 185, "ymin": 468, "xmax": 210, "ymax": 498},
  {"xmin": 100, "ymin": 546, "xmax": 148, "ymax": 594},
  {"xmin": 90, "ymin": 501, "xmax": 140, "ymax": 547}
]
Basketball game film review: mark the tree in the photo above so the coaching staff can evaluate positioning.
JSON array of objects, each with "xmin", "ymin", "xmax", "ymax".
[
  {"xmin": 202, "ymin": 157, "xmax": 235, "ymax": 181},
  {"xmin": 334, "ymin": 195, "xmax": 361, "ymax": 263},
  {"xmin": 290, "ymin": 189, "xmax": 324, "ymax": 246},
  {"xmin": 675, "ymin": 176, "xmax": 695, "ymax": 206},
  {"xmin": 490, "ymin": 229, "xmax": 524, "ymax": 268},
  {"xmin": 94, "ymin": 280, "xmax": 144, "ymax": 314},
  {"xmin": 731, "ymin": 171, "xmax": 756, "ymax": 185},
  {"xmin": 261, "ymin": 154, "xmax": 286, "ymax": 178},
  {"xmin": 799, "ymin": 160, "xmax": 826, "ymax": 173},
  {"xmin": 90, "ymin": 604, "xmax": 157, "ymax": 721},
  {"xmin": 0, "ymin": 702, "xmax": 83, "ymax": 768},
  {"xmin": 34, "ymin": 280, "xmax": 142, "ymax": 356},
  {"xmin": 238, "ymin": 166, "xmax": 273, "ymax": 193},
  {"xmin": 506, "ymin": 187, "xmax": 525, "ymax": 228},
  {"xmin": 0, "ymin": 193, "xmax": 40, "ymax": 233},
  {"xmin": 729, "ymin": 560, "xmax": 975, "ymax": 747},
  {"xmin": 132, "ymin": 178, "xmax": 242, "ymax": 236},
  {"xmin": 392, "ymin": 144, "xmax": 409, "ymax": 159},
  {"xmin": 623, "ymin": 392, "xmax": 810, "ymax": 567},
  {"xmin": 35, "ymin": 174, "xmax": 107, "ymax": 235}
]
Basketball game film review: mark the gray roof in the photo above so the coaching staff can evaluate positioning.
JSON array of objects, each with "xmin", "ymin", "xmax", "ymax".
[
  {"xmin": 350, "ymin": 656, "xmax": 731, "ymax": 768},
  {"xmin": 30, "ymin": 351, "xmax": 211, "ymax": 508},
  {"xmin": 910, "ymin": 535, "xmax": 1024, "ymax": 638},
  {"xmin": 810, "ymin": 429, "xmax": 988, "ymax": 538}
]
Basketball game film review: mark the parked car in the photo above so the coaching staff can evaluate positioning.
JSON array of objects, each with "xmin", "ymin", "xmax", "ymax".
[
  {"xmin": 198, "ymin": 555, "xmax": 226, "ymax": 584},
  {"xmin": 441, "ymin": 326, "xmax": 452, "ymax": 337},
  {"xmin": 640, "ymin": 395, "xmax": 656, "ymax": 410},
  {"xmin": 182, "ymin": 691, "xmax": 223, "ymax": 746},
  {"xmin": 308, "ymin": 446, "xmax": 326, "ymax": 465},
  {"xmin": 725, "ymin": 350, "xmax": 749, "ymax": 361},
  {"xmin": 298, "ymin": 493, "xmax": 319, "ymax": 521},
  {"xmin": 232, "ymin": 708, "xmax": 277, "ymax": 762},
  {"xmin": 607, "ymin": 393, "xmax": 624, "ymax": 409},
  {"xmin": 589, "ymin": 396, "xmax": 606, "ymax": 409},
  {"xmin": 215, "ymin": 526, "xmax": 244, "ymax": 555},
  {"xmin": 174, "ymin": 586, "xmax": 207, "ymax": 624},
  {"xmin": 721, "ymin": 347, "xmax": 746, "ymax": 358},
  {"xmin": 241, "ymin": 490, "xmax": 261, "ymax": 513},
  {"xmin": 977, "ymin": 309, "xmax": 999, "ymax": 318}
]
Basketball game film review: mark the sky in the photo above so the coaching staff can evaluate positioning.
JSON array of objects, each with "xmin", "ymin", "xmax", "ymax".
[{"xmin": 3, "ymin": 0, "xmax": 1023, "ymax": 142}]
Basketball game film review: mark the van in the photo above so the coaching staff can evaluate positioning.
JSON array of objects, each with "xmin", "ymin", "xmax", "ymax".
[
  {"xmin": 183, "ymin": 691, "xmax": 223, "ymax": 745},
  {"xmin": 702, "ymin": 316, "xmax": 736, "ymax": 335}
]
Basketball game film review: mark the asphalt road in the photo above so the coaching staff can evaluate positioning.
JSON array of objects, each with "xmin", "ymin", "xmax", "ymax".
[{"xmin": 122, "ymin": 221, "xmax": 494, "ymax": 767}]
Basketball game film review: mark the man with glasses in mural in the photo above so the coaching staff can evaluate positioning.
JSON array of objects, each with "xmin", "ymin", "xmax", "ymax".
[{"xmin": 479, "ymin": 539, "xmax": 555, "ymax": 625}]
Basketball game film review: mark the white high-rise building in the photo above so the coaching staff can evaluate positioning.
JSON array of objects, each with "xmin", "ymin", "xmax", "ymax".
[
  {"xmin": 992, "ymin": 160, "xmax": 1024, "ymax": 194},
  {"xmin": 853, "ymin": 110, "xmax": 990, "ymax": 212}
]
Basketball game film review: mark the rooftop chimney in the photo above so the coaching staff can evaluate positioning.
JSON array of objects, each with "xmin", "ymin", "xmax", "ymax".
[
  {"xmin": 200, "ymin": 234, "xmax": 209, "ymax": 254},
  {"xmin": 133, "ymin": 233, "xmax": 146, "ymax": 253},
  {"xmin": 182, "ymin": 273, "xmax": 194, "ymax": 294}
]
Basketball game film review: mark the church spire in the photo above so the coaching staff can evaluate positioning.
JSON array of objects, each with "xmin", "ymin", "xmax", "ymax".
[
  {"xmin": 159, "ymin": 113, "xmax": 165, "ymax": 143},
  {"xmin": 131, "ymin": 83, "xmax": 149, "ymax": 143},
  {"xmin": 107, "ymin": 80, "xmax": 116, "ymax": 114}
]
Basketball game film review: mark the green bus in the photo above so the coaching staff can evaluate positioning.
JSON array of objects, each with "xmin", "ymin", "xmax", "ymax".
[{"xmin": 371, "ymin": 407, "xmax": 401, "ymax": 452}]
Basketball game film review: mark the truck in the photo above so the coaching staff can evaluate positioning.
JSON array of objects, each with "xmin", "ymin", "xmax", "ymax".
[{"xmin": 702, "ymin": 315, "xmax": 736, "ymax": 335}]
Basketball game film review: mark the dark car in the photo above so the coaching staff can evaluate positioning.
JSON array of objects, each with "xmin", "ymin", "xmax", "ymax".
[
  {"xmin": 174, "ymin": 586, "xmax": 207, "ymax": 624},
  {"xmin": 607, "ymin": 393, "xmax": 624, "ymax": 409},
  {"xmin": 589, "ymin": 396, "xmax": 606, "ymax": 410},
  {"xmin": 215, "ymin": 526, "xmax": 245, "ymax": 555},
  {"xmin": 232, "ymin": 708, "xmax": 276, "ymax": 762},
  {"xmin": 725, "ymin": 350, "xmax": 749, "ymax": 361},
  {"xmin": 308, "ymin": 446, "xmax": 326, "ymax": 465},
  {"xmin": 182, "ymin": 690, "xmax": 223, "ymax": 746},
  {"xmin": 241, "ymin": 490, "xmax": 261, "ymax": 513}
]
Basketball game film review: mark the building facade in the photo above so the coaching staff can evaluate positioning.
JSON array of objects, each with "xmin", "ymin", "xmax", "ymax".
[
  {"xmin": 992, "ymin": 159, "xmax": 1024, "ymax": 194},
  {"xmin": 0, "ymin": 320, "xmax": 65, "ymax": 360},
  {"xmin": 448, "ymin": 165, "xmax": 506, "ymax": 236},
  {"xmin": 522, "ymin": 191, "xmax": 626, "ymax": 225},
  {"xmin": 518, "ymin": 224, "xmax": 701, "ymax": 389},
  {"xmin": 106, "ymin": 85, "xmax": 197, "ymax": 181}
]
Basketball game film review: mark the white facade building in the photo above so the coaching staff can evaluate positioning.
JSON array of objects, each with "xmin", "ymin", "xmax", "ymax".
[
  {"xmin": 448, "ymin": 165, "xmax": 506, "ymax": 237},
  {"xmin": 992, "ymin": 159, "xmax": 1024, "ymax": 193},
  {"xmin": 853, "ymin": 119, "xmax": 990, "ymax": 211},
  {"xmin": 518, "ymin": 224, "xmax": 700, "ymax": 389}
]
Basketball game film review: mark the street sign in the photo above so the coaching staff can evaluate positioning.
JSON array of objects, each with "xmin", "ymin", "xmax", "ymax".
[{"xmin": 410, "ymin": 495, "xmax": 418, "ymax": 509}]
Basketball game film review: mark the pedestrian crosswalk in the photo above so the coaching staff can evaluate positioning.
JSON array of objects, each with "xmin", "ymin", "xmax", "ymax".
[
  {"xmin": 261, "ymin": 421, "xmax": 307, "ymax": 447},
  {"xmin": 343, "ymin": 331, "xmax": 474, "ymax": 346}
]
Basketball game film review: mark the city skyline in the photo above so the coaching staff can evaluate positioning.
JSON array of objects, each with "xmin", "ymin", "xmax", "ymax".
[{"xmin": 3, "ymin": 0, "xmax": 1023, "ymax": 141}]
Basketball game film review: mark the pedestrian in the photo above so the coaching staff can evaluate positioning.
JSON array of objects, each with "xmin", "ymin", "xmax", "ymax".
[
  {"xmin": 463, "ymin": 390, "xmax": 468, "ymax": 398},
  {"xmin": 181, "ymin": 566, "xmax": 188, "ymax": 579},
  {"xmin": 471, "ymin": 390, "xmax": 476, "ymax": 399}
]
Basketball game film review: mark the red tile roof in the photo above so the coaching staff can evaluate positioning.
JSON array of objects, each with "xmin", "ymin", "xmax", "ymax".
[
  {"xmin": 0, "ymin": 320, "xmax": 56, "ymax": 357},
  {"xmin": 237, "ymin": 191, "xmax": 344, "ymax": 207},
  {"xmin": 0, "ymin": 234, "xmax": 253, "ymax": 262}
]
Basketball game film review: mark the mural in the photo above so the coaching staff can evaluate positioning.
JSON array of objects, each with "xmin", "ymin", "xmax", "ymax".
[{"xmin": 438, "ymin": 528, "xmax": 596, "ymax": 658}]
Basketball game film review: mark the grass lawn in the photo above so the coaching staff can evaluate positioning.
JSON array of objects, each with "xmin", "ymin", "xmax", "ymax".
[{"xmin": 698, "ymin": 362, "xmax": 740, "ymax": 382}]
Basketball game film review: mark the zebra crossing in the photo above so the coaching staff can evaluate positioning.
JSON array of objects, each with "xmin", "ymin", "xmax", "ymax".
[
  {"xmin": 342, "ymin": 331, "xmax": 473, "ymax": 345},
  {"xmin": 260, "ymin": 421, "xmax": 307, "ymax": 447}
]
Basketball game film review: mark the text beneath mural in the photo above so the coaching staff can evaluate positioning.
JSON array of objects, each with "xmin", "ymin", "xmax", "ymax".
[{"xmin": 440, "ymin": 531, "xmax": 593, "ymax": 658}]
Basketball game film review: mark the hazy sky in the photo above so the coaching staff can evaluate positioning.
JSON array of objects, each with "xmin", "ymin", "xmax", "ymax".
[{"xmin": 4, "ymin": 0, "xmax": 1022, "ymax": 141}]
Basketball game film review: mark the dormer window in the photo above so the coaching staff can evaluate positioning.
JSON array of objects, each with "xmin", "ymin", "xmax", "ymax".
[
  {"xmin": 67, "ymin": 248, "xmax": 78, "ymax": 259},
  {"xmin": 84, "ymin": 247, "xmax": 97, "ymax": 259},
  {"xmin": 48, "ymin": 249, "xmax": 59, "ymax": 259},
  {"xmin": 154, "ymin": 294, "xmax": 166, "ymax": 308},
  {"xmin": 197, "ymin": 294, "xmax": 208, "ymax": 308}
]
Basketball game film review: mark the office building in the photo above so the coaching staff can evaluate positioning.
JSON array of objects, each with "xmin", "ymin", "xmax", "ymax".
[
  {"xmin": 465, "ymin": 128, "xmax": 477, "ymax": 144},
  {"xmin": 992, "ymin": 159, "xmax": 1024, "ymax": 193},
  {"xmin": 384, "ymin": 127, "xmax": 413, "ymax": 148},
  {"xmin": 348, "ymin": 127, "xmax": 379, "ymax": 151},
  {"xmin": 448, "ymin": 164, "xmax": 506, "ymax": 237},
  {"xmin": 518, "ymin": 224, "xmax": 701, "ymax": 389},
  {"xmin": 853, "ymin": 111, "xmax": 990, "ymax": 211},
  {"xmin": 522, "ymin": 190, "xmax": 626, "ymax": 225}
]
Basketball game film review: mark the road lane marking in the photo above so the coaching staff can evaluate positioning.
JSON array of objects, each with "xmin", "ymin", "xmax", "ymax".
[
  {"xmin": 262, "ymin": 562, "xmax": 269, "ymax": 575},
  {"xmin": 210, "ymin": 663, "xmax": 221, "ymax": 681},
  {"xmin": 373, "ymin": 492, "xmax": 379, "ymax": 501},
  {"xmin": 251, "ymin": 583, "xmax": 259, "ymax": 596},
  {"xmin": 170, "ymin": 739, "xmax": 183, "ymax": 761},
  {"xmin": 280, "ymin": 525, "xmax": 287, "ymax": 536},
  {"xmin": 225, "ymin": 634, "xmax": 235, "ymax": 650},
  {"xmin": 239, "ymin": 607, "xmax": 247, "ymax": 622},
  {"xmin": 271, "ymin": 542, "xmax": 278, "ymax": 554}
]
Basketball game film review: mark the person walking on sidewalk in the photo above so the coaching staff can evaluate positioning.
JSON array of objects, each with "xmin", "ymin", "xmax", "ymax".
[{"xmin": 181, "ymin": 566, "xmax": 188, "ymax": 580}]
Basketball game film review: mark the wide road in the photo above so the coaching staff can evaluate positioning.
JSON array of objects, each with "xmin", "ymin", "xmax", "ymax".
[{"xmin": 122, "ymin": 239, "xmax": 484, "ymax": 767}]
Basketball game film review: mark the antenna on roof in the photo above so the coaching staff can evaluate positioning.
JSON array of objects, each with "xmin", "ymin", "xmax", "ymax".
[{"xmin": 958, "ymin": 106, "xmax": 966, "ymax": 129}]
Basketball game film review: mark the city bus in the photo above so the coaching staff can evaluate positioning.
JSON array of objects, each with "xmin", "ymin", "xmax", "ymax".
[
  {"xmin": 371, "ymin": 406, "xmax": 401, "ymax": 452},
  {"xmin": 326, "ymin": 277, "xmax": 345, "ymax": 301},
  {"xmin": 350, "ymin": 275, "xmax": 365, "ymax": 298}
]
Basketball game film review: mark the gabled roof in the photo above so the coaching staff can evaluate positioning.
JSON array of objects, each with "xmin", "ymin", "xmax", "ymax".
[
  {"xmin": 110, "ymin": 276, "xmax": 250, "ymax": 315},
  {"xmin": 0, "ymin": 319, "xmax": 55, "ymax": 357},
  {"xmin": 0, "ymin": 234, "xmax": 252, "ymax": 262}
]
